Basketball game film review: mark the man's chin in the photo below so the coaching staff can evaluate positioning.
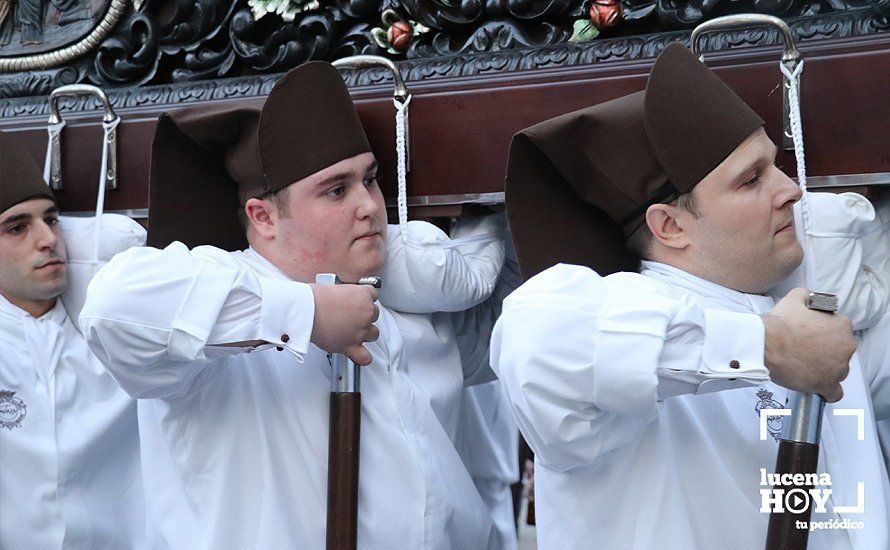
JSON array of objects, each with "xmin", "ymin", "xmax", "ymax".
[
  {"xmin": 347, "ymin": 257, "xmax": 384, "ymax": 281},
  {"xmin": 361, "ymin": 261, "xmax": 385, "ymax": 278},
  {"xmin": 786, "ymin": 243, "xmax": 805, "ymax": 272},
  {"xmin": 43, "ymin": 278, "xmax": 68, "ymax": 301},
  {"xmin": 768, "ymin": 246, "xmax": 804, "ymax": 289}
]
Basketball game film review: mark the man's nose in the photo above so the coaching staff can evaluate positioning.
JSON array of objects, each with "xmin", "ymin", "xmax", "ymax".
[
  {"xmin": 355, "ymin": 185, "xmax": 380, "ymax": 219},
  {"xmin": 774, "ymin": 170, "xmax": 802, "ymax": 208},
  {"xmin": 35, "ymin": 221, "xmax": 60, "ymax": 250}
]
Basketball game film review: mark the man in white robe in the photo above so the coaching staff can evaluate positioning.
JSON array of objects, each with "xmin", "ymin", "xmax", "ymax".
[
  {"xmin": 492, "ymin": 44, "xmax": 890, "ymax": 549},
  {"xmin": 0, "ymin": 131, "xmax": 146, "ymax": 549},
  {"xmin": 80, "ymin": 61, "xmax": 501, "ymax": 549}
]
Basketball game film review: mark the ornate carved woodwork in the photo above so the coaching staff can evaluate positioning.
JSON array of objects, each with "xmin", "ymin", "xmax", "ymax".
[
  {"xmin": 0, "ymin": 3, "xmax": 887, "ymax": 218},
  {"xmin": 0, "ymin": 1, "xmax": 886, "ymax": 96},
  {"xmin": 2, "ymin": 29, "xmax": 888, "ymax": 217}
]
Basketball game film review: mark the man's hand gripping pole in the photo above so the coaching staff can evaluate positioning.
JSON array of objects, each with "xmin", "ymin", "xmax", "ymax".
[{"xmin": 316, "ymin": 273, "xmax": 381, "ymax": 550}]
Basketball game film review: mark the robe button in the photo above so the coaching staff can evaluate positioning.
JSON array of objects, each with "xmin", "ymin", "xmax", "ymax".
[
  {"xmin": 276, "ymin": 346, "xmax": 284, "ymax": 351},
  {"xmin": 281, "ymin": 333, "xmax": 290, "ymax": 343},
  {"xmin": 729, "ymin": 360, "xmax": 740, "ymax": 369}
]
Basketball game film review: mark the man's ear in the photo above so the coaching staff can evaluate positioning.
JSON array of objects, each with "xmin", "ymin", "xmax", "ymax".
[
  {"xmin": 244, "ymin": 198, "xmax": 276, "ymax": 240},
  {"xmin": 645, "ymin": 203, "xmax": 690, "ymax": 250}
]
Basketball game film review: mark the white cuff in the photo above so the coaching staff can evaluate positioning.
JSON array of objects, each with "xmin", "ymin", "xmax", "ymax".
[
  {"xmin": 657, "ymin": 310, "xmax": 770, "ymax": 399},
  {"xmin": 256, "ymin": 277, "xmax": 315, "ymax": 357}
]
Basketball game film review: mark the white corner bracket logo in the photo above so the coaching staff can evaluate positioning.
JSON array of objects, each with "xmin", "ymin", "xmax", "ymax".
[
  {"xmin": 832, "ymin": 408, "xmax": 865, "ymax": 441},
  {"xmin": 758, "ymin": 407, "xmax": 867, "ymax": 531}
]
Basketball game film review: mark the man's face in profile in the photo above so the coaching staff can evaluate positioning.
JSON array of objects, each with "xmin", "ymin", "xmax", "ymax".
[
  {"xmin": 681, "ymin": 128, "xmax": 804, "ymax": 294},
  {"xmin": 271, "ymin": 152, "xmax": 388, "ymax": 283},
  {"xmin": 0, "ymin": 198, "xmax": 68, "ymax": 315}
]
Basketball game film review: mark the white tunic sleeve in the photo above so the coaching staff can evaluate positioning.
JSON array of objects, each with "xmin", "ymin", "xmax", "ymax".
[
  {"xmin": 770, "ymin": 192, "xmax": 888, "ymax": 330},
  {"xmin": 490, "ymin": 264, "xmax": 769, "ymax": 471},
  {"xmin": 453, "ymin": 234, "xmax": 521, "ymax": 386},
  {"xmin": 79, "ymin": 242, "xmax": 314, "ymax": 399},
  {"xmin": 377, "ymin": 216, "xmax": 505, "ymax": 314}
]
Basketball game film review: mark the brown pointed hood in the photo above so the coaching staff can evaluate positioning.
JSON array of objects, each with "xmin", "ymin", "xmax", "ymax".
[
  {"xmin": 505, "ymin": 43, "xmax": 764, "ymax": 279},
  {"xmin": 147, "ymin": 61, "xmax": 372, "ymax": 250}
]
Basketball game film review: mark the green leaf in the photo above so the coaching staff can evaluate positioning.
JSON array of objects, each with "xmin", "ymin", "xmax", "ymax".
[{"xmin": 569, "ymin": 19, "xmax": 600, "ymax": 43}]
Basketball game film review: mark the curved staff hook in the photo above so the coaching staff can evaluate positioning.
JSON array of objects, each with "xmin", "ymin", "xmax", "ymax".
[
  {"xmin": 692, "ymin": 14, "xmax": 800, "ymax": 151},
  {"xmin": 46, "ymin": 84, "xmax": 122, "ymax": 267},
  {"xmin": 47, "ymin": 84, "xmax": 120, "ymax": 192},
  {"xmin": 333, "ymin": 55, "xmax": 412, "ymax": 243},
  {"xmin": 694, "ymin": 15, "xmax": 831, "ymax": 550}
]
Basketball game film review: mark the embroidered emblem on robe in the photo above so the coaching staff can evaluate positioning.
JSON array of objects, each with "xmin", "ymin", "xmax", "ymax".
[{"xmin": 0, "ymin": 390, "xmax": 26, "ymax": 429}]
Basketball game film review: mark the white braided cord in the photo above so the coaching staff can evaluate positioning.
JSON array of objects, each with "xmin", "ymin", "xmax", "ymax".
[
  {"xmin": 779, "ymin": 60, "xmax": 815, "ymax": 288},
  {"xmin": 88, "ymin": 116, "xmax": 121, "ymax": 266},
  {"xmin": 394, "ymin": 94, "xmax": 412, "ymax": 243}
]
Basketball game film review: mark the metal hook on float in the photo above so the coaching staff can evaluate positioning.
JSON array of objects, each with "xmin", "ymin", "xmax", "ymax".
[
  {"xmin": 46, "ymin": 84, "xmax": 120, "ymax": 192},
  {"xmin": 691, "ymin": 14, "xmax": 800, "ymax": 151},
  {"xmin": 333, "ymin": 55, "xmax": 412, "ymax": 243}
]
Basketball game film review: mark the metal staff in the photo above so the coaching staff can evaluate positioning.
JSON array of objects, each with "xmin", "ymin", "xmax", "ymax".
[{"xmin": 315, "ymin": 273, "xmax": 381, "ymax": 550}]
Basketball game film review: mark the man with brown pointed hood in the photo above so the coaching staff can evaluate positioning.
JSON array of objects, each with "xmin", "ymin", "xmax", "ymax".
[
  {"xmin": 491, "ymin": 43, "xmax": 890, "ymax": 548},
  {"xmin": 79, "ymin": 61, "xmax": 502, "ymax": 548},
  {"xmin": 0, "ymin": 132, "xmax": 146, "ymax": 548}
]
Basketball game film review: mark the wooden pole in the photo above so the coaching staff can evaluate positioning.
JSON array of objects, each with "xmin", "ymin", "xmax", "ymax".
[
  {"xmin": 326, "ymin": 355, "xmax": 361, "ymax": 550},
  {"xmin": 316, "ymin": 274, "xmax": 380, "ymax": 550}
]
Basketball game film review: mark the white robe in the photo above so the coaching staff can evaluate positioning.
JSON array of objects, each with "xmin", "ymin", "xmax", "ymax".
[
  {"xmin": 492, "ymin": 261, "xmax": 890, "ymax": 549},
  {"xmin": 0, "ymin": 295, "xmax": 145, "ymax": 549},
  {"xmin": 380, "ymin": 217, "xmax": 507, "ymax": 441},
  {"xmin": 80, "ymin": 232, "xmax": 501, "ymax": 550},
  {"xmin": 457, "ymin": 381, "xmax": 519, "ymax": 550},
  {"xmin": 453, "ymin": 237, "xmax": 523, "ymax": 550},
  {"xmin": 860, "ymin": 310, "xmax": 890, "ymax": 471},
  {"xmin": 857, "ymin": 194, "xmax": 890, "ymax": 469}
]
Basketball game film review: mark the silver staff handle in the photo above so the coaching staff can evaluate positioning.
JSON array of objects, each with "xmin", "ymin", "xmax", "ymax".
[
  {"xmin": 47, "ymin": 84, "xmax": 119, "ymax": 191},
  {"xmin": 332, "ymin": 55, "xmax": 409, "ymax": 102},
  {"xmin": 691, "ymin": 14, "xmax": 801, "ymax": 150}
]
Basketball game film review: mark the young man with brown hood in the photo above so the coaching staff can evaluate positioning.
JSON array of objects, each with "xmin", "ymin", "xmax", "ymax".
[
  {"xmin": 0, "ymin": 132, "xmax": 147, "ymax": 548},
  {"xmin": 80, "ymin": 62, "xmax": 503, "ymax": 548},
  {"xmin": 492, "ymin": 43, "xmax": 889, "ymax": 549}
]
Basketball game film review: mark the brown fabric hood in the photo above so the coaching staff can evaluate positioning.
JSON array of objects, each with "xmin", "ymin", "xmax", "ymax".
[
  {"xmin": 505, "ymin": 43, "xmax": 764, "ymax": 280},
  {"xmin": 0, "ymin": 131, "xmax": 55, "ymax": 215},
  {"xmin": 147, "ymin": 61, "xmax": 372, "ymax": 251}
]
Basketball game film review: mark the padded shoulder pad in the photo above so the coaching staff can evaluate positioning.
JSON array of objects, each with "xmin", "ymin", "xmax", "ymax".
[{"xmin": 60, "ymin": 214, "xmax": 147, "ymax": 325}]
